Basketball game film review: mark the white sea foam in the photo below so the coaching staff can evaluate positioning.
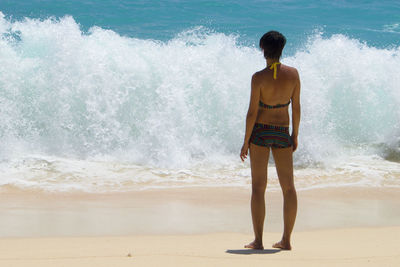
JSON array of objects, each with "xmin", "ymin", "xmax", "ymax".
[
  {"xmin": 0, "ymin": 155, "xmax": 398, "ymax": 192},
  {"xmin": 383, "ymin": 23, "xmax": 400, "ymax": 33},
  {"xmin": 0, "ymin": 14, "xmax": 399, "ymax": 192}
]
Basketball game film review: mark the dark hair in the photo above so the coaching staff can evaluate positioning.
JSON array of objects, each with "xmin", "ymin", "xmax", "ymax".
[{"xmin": 259, "ymin": 31, "xmax": 286, "ymax": 59}]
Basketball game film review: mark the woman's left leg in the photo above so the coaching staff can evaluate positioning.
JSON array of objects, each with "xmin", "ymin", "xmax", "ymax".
[{"xmin": 271, "ymin": 146, "xmax": 297, "ymax": 250}]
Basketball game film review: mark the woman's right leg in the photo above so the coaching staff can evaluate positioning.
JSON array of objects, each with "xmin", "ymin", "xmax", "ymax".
[{"xmin": 244, "ymin": 143, "xmax": 270, "ymax": 249}]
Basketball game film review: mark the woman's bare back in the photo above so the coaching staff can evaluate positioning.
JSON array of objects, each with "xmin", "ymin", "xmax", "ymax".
[{"xmin": 254, "ymin": 64, "xmax": 299, "ymax": 126}]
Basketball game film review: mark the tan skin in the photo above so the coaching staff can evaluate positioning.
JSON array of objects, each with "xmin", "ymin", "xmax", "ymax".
[{"xmin": 240, "ymin": 57, "xmax": 301, "ymax": 250}]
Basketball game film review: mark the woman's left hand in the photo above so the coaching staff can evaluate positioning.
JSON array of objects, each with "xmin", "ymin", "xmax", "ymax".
[
  {"xmin": 240, "ymin": 142, "xmax": 249, "ymax": 162},
  {"xmin": 291, "ymin": 135, "xmax": 298, "ymax": 152}
]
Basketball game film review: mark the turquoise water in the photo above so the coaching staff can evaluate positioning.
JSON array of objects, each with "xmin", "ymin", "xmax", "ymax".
[
  {"xmin": 0, "ymin": 1, "xmax": 399, "ymax": 192},
  {"xmin": 1, "ymin": 0, "xmax": 400, "ymax": 49}
]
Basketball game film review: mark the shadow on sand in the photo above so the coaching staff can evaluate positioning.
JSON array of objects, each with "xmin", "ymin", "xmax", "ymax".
[{"xmin": 226, "ymin": 249, "xmax": 281, "ymax": 255}]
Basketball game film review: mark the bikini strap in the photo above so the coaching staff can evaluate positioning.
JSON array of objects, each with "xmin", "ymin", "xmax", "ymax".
[
  {"xmin": 269, "ymin": 62, "xmax": 280, "ymax": 80},
  {"xmin": 259, "ymin": 100, "xmax": 290, "ymax": 109}
]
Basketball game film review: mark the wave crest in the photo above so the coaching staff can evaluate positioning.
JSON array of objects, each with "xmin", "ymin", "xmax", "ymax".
[{"xmin": 0, "ymin": 14, "xmax": 399, "ymax": 168}]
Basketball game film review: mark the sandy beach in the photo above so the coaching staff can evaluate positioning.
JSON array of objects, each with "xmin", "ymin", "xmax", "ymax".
[
  {"xmin": 0, "ymin": 186, "xmax": 399, "ymax": 266},
  {"xmin": 1, "ymin": 0, "xmax": 400, "ymax": 266},
  {"xmin": 1, "ymin": 227, "xmax": 399, "ymax": 267}
]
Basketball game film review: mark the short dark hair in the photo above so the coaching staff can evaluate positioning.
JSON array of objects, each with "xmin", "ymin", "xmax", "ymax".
[{"xmin": 259, "ymin": 31, "xmax": 286, "ymax": 59}]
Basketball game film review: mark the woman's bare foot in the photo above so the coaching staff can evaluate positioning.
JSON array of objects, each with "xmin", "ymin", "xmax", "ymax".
[
  {"xmin": 244, "ymin": 240, "xmax": 264, "ymax": 250},
  {"xmin": 272, "ymin": 240, "xmax": 291, "ymax": 250}
]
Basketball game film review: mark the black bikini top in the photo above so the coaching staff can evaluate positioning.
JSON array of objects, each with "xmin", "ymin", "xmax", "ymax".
[{"xmin": 259, "ymin": 100, "xmax": 290, "ymax": 109}]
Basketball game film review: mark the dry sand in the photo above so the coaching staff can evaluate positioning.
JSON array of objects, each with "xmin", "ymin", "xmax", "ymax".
[
  {"xmin": 0, "ymin": 227, "xmax": 399, "ymax": 267},
  {"xmin": 0, "ymin": 186, "xmax": 399, "ymax": 266}
]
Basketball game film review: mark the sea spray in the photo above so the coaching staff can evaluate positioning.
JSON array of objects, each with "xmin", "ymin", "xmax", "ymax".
[
  {"xmin": 0, "ymin": 14, "xmax": 399, "ymax": 191},
  {"xmin": 286, "ymin": 33, "xmax": 400, "ymax": 166},
  {"xmin": 0, "ymin": 14, "xmax": 259, "ymax": 166}
]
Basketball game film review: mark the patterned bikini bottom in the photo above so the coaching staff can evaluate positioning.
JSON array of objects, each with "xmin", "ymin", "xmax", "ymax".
[{"xmin": 250, "ymin": 123, "xmax": 292, "ymax": 148}]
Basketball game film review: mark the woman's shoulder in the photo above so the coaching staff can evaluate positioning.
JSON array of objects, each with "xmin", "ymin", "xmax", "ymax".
[
  {"xmin": 252, "ymin": 64, "xmax": 299, "ymax": 81},
  {"xmin": 251, "ymin": 69, "xmax": 265, "ymax": 81},
  {"xmin": 279, "ymin": 65, "xmax": 299, "ymax": 83},
  {"xmin": 253, "ymin": 68, "xmax": 266, "ymax": 75},
  {"xmin": 281, "ymin": 64, "xmax": 299, "ymax": 77},
  {"xmin": 252, "ymin": 68, "xmax": 269, "ymax": 79}
]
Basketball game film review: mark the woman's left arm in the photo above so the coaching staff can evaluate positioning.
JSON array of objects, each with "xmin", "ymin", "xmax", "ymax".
[
  {"xmin": 291, "ymin": 69, "xmax": 301, "ymax": 152},
  {"xmin": 240, "ymin": 73, "xmax": 260, "ymax": 161}
]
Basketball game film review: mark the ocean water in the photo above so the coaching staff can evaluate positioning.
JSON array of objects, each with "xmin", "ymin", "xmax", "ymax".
[{"xmin": 0, "ymin": 0, "xmax": 399, "ymax": 192}]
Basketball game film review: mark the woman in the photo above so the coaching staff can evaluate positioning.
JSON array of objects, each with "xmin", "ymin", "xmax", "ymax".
[{"xmin": 240, "ymin": 31, "xmax": 300, "ymax": 250}]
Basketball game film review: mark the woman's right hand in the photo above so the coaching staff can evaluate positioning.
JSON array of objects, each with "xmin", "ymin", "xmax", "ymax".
[{"xmin": 240, "ymin": 142, "xmax": 249, "ymax": 161}]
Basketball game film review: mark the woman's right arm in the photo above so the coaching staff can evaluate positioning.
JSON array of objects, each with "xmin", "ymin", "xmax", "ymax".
[
  {"xmin": 240, "ymin": 73, "xmax": 260, "ymax": 161},
  {"xmin": 291, "ymin": 70, "xmax": 301, "ymax": 152}
]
